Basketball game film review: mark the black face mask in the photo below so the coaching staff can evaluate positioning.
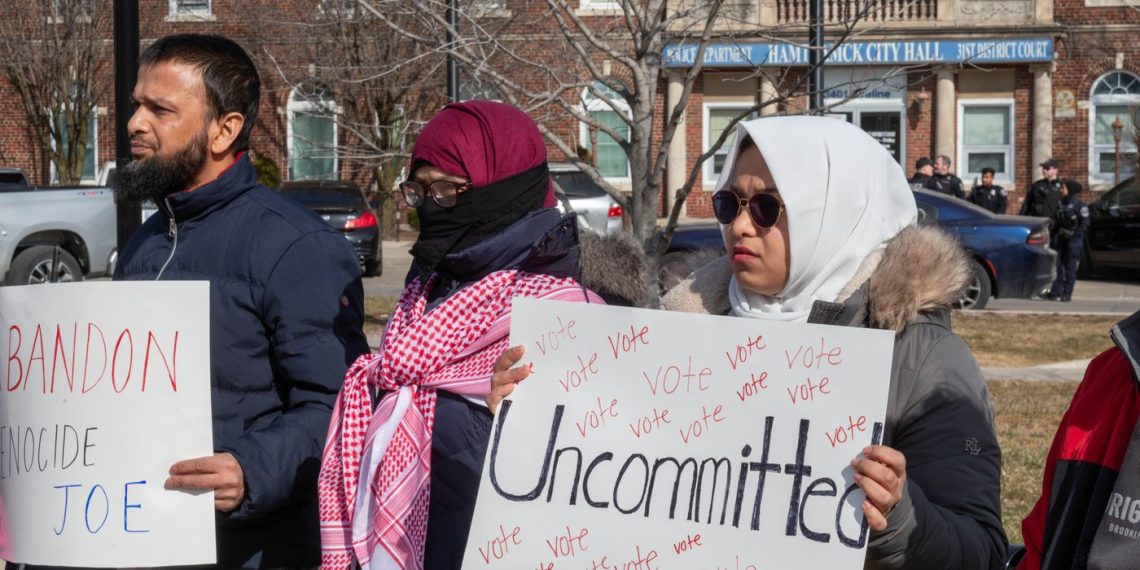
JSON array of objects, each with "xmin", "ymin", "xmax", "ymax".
[{"xmin": 410, "ymin": 163, "xmax": 549, "ymax": 276}]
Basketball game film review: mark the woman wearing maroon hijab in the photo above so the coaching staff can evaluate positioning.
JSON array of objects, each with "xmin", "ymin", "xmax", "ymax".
[{"xmin": 318, "ymin": 101, "xmax": 603, "ymax": 570}]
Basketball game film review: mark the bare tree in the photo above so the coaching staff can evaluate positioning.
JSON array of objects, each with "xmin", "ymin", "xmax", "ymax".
[
  {"xmin": 0, "ymin": 0, "xmax": 111, "ymax": 185},
  {"xmin": 250, "ymin": 0, "xmax": 447, "ymax": 239}
]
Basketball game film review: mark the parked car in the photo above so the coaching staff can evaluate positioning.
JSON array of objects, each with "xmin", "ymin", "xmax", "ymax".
[
  {"xmin": 0, "ymin": 185, "xmax": 117, "ymax": 285},
  {"xmin": 661, "ymin": 189, "xmax": 1055, "ymax": 310},
  {"xmin": 549, "ymin": 163, "xmax": 624, "ymax": 236},
  {"xmin": 1080, "ymin": 176, "xmax": 1140, "ymax": 277},
  {"xmin": 278, "ymin": 180, "xmax": 382, "ymax": 277}
]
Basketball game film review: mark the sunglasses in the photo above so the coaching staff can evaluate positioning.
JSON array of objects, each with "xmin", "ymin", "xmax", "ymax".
[
  {"xmin": 712, "ymin": 190, "xmax": 785, "ymax": 228},
  {"xmin": 398, "ymin": 178, "xmax": 472, "ymax": 208}
]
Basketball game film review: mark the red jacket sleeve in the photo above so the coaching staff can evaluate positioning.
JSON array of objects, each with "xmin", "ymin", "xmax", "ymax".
[{"xmin": 1020, "ymin": 348, "xmax": 1140, "ymax": 569}]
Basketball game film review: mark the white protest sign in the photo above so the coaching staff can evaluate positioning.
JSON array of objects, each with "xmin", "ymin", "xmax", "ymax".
[
  {"xmin": 463, "ymin": 299, "xmax": 895, "ymax": 570},
  {"xmin": 0, "ymin": 282, "xmax": 215, "ymax": 567}
]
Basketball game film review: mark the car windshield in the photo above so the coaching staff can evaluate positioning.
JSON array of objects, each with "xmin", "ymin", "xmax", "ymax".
[
  {"xmin": 281, "ymin": 187, "xmax": 362, "ymax": 208},
  {"xmin": 551, "ymin": 172, "xmax": 608, "ymax": 199}
]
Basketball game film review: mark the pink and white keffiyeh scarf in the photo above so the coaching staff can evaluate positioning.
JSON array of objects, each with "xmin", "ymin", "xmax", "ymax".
[{"xmin": 318, "ymin": 269, "xmax": 600, "ymax": 569}]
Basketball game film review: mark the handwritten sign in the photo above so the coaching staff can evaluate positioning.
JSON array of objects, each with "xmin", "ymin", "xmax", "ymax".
[
  {"xmin": 0, "ymin": 282, "xmax": 215, "ymax": 567},
  {"xmin": 463, "ymin": 299, "xmax": 895, "ymax": 569}
]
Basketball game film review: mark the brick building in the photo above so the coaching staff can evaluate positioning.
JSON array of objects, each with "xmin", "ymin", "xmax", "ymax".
[
  {"xmin": 0, "ymin": 0, "xmax": 1137, "ymax": 220},
  {"xmin": 661, "ymin": 0, "xmax": 1140, "ymax": 219}
]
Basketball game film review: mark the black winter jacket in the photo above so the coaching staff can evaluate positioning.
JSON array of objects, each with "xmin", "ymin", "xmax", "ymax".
[
  {"xmin": 1021, "ymin": 178, "xmax": 1064, "ymax": 219},
  {"xmin": 115, "ymin": 154, "xmax": 369, "ymax": 568}
]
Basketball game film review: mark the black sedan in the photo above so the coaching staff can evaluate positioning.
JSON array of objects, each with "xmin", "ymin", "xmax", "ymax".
[
  {"xmin": 1080, "ymin": 176, "xmax": 1140, "ymax": 278},
  {"xmin": 279, "ymin": 180, "xmax": 382, "ymax": 277},
  {"xmin": 662, "ymin": 189, "xmax": 1055, "ymax": 310}
]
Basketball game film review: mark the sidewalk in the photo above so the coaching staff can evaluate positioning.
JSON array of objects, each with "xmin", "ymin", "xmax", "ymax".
[{"xmin": 982, "ymin": 359, "xmax": 1089, "ymax": 382}]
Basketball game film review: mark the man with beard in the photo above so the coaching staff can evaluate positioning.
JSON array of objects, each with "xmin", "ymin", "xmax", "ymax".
[{"xmin": 113, "ymin": 34, "xmax": 368, "ymax": 568}]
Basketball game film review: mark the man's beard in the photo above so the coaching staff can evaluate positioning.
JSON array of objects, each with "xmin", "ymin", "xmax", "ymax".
[{"xmin": 113, "ymin": 130, "xmax": 209, "ymax": 206}]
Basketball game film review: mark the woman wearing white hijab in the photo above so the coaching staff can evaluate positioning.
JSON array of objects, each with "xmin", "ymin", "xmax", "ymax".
[{"xmin": 664, "ymin": 116, "xmax": 1006, "ymax": 569}]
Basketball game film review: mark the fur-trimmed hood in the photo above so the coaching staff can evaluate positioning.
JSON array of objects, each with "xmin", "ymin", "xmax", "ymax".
[
  {"xmin": 661, "ymin": 225, "xmax": 972, "ymax": 332},
  {"xmin": 578, "ymin": 230, "xmax": 649, "ymax": 307}
]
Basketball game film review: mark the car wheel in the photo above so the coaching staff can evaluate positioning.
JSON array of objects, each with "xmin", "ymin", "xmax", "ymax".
[
  {"xmin": 955, "ymin": 259, "xmax": 992, "ymax": 311},
  {"xmin": 6, "ymin": 246, "xmax": 83, "ymax": 285},
  {"xmin": 1077, "ymin": 242, "xmax": 1093, "ymax": 279},
  {"xmin": 363, "ymin": 258, "xmax": 381, "ymax": 277}
]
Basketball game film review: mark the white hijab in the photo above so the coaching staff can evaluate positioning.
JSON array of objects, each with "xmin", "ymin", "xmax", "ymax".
[{"xmin": 719, "ymin": 116, "xmax": 918, "ymax": 322}]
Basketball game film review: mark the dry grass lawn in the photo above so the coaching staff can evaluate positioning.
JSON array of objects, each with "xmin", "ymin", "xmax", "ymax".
[
  {"xmin": 989, "ymin": 380, "xmax": 1080, "ymax": 544},
  {"xmin": 954, "ymin": 312, "xmax": 1118, "ymax": 367}
]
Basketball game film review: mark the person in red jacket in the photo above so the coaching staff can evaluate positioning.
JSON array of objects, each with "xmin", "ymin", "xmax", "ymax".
[{"xmin": 1020, "ymin": 309, "xmax": 1140, "ymax": 569}]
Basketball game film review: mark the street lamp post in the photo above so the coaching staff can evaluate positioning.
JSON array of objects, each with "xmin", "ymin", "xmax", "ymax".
[
  {"xmin": 808, "ymin": 0, "xmax": 824, "ymax": 111},
  {"xmin": 446, "ymin": 0, "xmax": 459, "ymax": 102},
  {"xmin": 1113, "ymin": 115, "xmax": 1124, "ymax": 187},
  {"xmin": 113, "ymin": 0, "xmax": 140, "ymax": 251}
]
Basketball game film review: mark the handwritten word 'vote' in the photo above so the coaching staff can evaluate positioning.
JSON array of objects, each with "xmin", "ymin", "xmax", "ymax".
[{"xmin": 643, "ymin": 357, "xmax": 711, "ymax": 396}]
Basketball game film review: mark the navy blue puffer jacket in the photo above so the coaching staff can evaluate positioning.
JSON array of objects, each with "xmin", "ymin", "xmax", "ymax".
[{"xmin": 115, "ymin": 154, "xmax": 369, "ymax": 568}]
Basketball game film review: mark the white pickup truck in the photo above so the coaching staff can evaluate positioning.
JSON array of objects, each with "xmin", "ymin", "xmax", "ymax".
[{"xmin": 0, "ymin": 166, "xmax": 117, "ymax": 285}]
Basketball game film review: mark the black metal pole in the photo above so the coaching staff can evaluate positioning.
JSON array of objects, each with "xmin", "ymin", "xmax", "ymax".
[
  {"xmin": 113, "ymin": 0, "xmax": 140, "ymax": 252},
  {"xmin": 446, "ymin": 0, "xmax": 459, "ymax": 102},
  {"xmin": 808, "ymin": 0, "xmax": 824, "ymax": 112}
]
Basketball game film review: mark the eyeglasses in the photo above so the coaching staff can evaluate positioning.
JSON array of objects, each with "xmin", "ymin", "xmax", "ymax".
[
  {"xmin": 712, "ymin": 190, "xmax": 785, "ymax": 228},
  {"xmin": 399, "ymin": 178, "xmax": 472, "ymax": 208}
]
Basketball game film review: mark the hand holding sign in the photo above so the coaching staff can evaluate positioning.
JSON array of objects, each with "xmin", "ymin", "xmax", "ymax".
[
  {"xmin": 851, "ymin": 445, "xmax": 907, "ymax": 531},
  {"xmin": 165, "ymin": 452, "xmax": 245, "ymax": 512},
  {"xmin": 487, "ymin": 345, "xmax": 532, "ymax": 415}
]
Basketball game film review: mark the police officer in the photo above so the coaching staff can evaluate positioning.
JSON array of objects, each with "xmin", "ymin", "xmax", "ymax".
[
  {"xmin": 1047, "ymin": 179, "xmax": 1090, "ymax": 302},
  {"xmin": 928, "ymin": 154, "xmax": 965, "ymax": 199},
  {"xmin": 909, "ymin": 157, "xmax": 934, "ymax": 190},
  {"xmin": 1022, "ymin": 158, "xmax": 1064, "ymax": 222},
  {"xmin": 968, "ymin": 167, "xmax": 1008, "ymax": 214}
]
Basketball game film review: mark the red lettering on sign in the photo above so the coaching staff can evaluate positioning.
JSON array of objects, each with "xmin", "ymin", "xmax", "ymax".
[
  {"xmin": 786, "ymin": 377, "xmax": 831, "ymax": 404},
  {"xmin": 575, "ymin": 398, "xmax": 619, "ymax": 437},
  {"xmin": 606, "ymin": 324, "xmax": 650, "ymax": 360},
  {"xmin": 476, "ymin": 524, "xmax": 522, "ymax": 565},
  {"xmin": 825, "ymin": 415, "xmax": 868, "ymax": 448},
  {"xmin": 735, "ymin": 371, "xmax": 768, "ymax": 402},
  {"xmin": 533, "ymin": 316, "xmax": 577, "ymax": 356},
  {"xmin": 628, "ymin": 407, "xmax": 671, "ymax": 438},
  {"xmin": 679, "ymin": 404, "xmax": 725, "ymax": 444},
  {"xmin": 544, "ymin": 525, "xmax": 589, "ymax": 558}
]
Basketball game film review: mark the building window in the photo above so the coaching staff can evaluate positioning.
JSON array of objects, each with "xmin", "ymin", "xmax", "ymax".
[
  {"xmin": 580, "ymin": 83, "xmax": 630, "ymax": 180},
  {"xmin": 288, "ymin": 90, "xmax": 338, "ymax": 181},
  {"xmin": 468, "ymin": 0, "xmax": 507, "ymax": 9},
  {"xmin": 957, "ymin": 100, "xmax": 1014, "ymax": 183},
  {"xmin": 169, "ymin": 0, "xmax": 211, "ymax": 16},
  {"xmin": 52, "ymin": 112, "xmax": 97, "ymax": 183},
  {"xmin": 703, "ymin": 103, "xmax": 752, "ymax": 184},
  {"xmin": 580, "ymin": 0, "xmax": 620, "ymax": 10},
  {"xmin": 317, "ymin": 0, "xmax": 361, "ymax": 17},
  {"xmin": 1089, "ymin": 71, "xmax": 1140, "ymax": 184}
]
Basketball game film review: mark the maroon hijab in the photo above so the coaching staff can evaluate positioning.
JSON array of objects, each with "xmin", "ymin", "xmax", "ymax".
[
  {"xmin": 408, "ymin": 101, "xmax": 557, "ymax": 276},
  {"xmin": 410, "ymin": 100, "xmax": 556, "ymax": 206}
]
